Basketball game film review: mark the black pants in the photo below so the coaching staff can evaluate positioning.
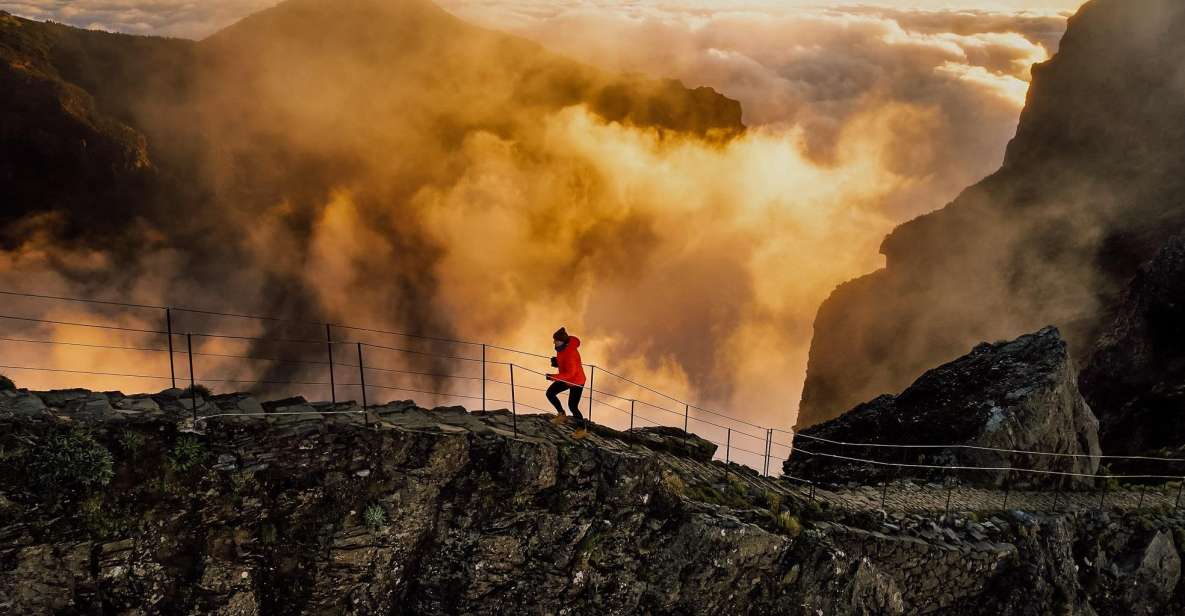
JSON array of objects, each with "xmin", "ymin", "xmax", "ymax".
[{"xmin": 546, "ymin": 381, "xmax": 585, "ymax": 422}]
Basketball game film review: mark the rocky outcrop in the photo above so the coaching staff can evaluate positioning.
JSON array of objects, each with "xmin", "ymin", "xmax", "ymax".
[
  {"xmin": 1080, "ymin": 234, "xmax": 1185, "ymax": 461},
  {"xmin": 786, "ymin": 327, "xmax": 1101, "ymax": 489},
  {"xmin": 2, "ymin": 385, "xmax": 1184, "ymax": 614},
  {"xmin": 797, "ymin": 0, "xmax": 1185, "ymax": 429}
]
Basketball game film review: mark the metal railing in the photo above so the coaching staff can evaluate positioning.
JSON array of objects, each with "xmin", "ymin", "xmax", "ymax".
[
  {"xmin": 2, "ymin": 287, "xmax": 1185, "ymax": 515},
  {"xmin": 0, "ymin": 289, "xmax": 782, "ymax": 472}
]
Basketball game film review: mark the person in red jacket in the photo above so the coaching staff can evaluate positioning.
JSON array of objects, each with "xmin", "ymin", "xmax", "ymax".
[{"xmin": 546, "ymin": 327, "xmax": 588, "ymax": 438}]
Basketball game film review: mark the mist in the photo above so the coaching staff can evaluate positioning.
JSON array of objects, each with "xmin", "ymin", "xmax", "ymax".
[{"xmin": 0, "ymin": 0, "xmax": 1070, "ymax": 430}]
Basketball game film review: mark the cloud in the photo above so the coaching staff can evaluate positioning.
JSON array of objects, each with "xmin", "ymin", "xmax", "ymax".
[
  {"xmin": 0, "ymin": 0, "xmax": 278, "ymax": 37},
  {"xmin": 0, "ymin": 0, "xmax": 1078, "ymax": 432},
  {"xmin": 440, "ymin": 1, "xmax": 1063, "ymax": 225}
]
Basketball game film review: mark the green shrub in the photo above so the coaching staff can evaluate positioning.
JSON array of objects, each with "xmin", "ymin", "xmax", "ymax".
[
  {"xmin": 26, "ymin": 429, "xmax": 114, "ymax": 490},
  {"xmin": 776, "ymin": 512, "xmax": 802, "ymax": 538},
  {"xmin": 117, "ymin": 430, "xmax": 145, "ymax": 457},
  {"xmin": 0, "ymin": 373, "xmax": 14, "ymax": 391},
  {"xmin": 363, "ymin": 504, "xmax": 387, "ymax": 531},
  {"xmin": 183, "ymin": 384, "xmax": 212, "ymax": 398},
  {"xmin": 167, "ymin": 435, "xmax": 206, "ymax": 472}
]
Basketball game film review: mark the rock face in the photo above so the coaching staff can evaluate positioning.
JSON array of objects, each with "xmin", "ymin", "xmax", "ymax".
[
  {"xmin": 786, "ymin": 327, "xmax": 1101, "ymax": 488},
  {"xmin": 1, "ymin": 386, "xmax": 1183, "ymax": 614},
  {"xmin": 797, "ymin": 0, "xmax": 1185, "ymax": 429},
  {"xmin": 1080, "ymin": 234, "xmax": 1185, "ymax": 460}
]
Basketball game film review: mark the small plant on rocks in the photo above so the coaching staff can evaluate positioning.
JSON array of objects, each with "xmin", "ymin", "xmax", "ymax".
[
  {"xmin": 776, "ymin": 512, "xmax": 802, "ymax": 538},
  {"xmin": 79, "ymin": 494, "xmax": 124, "ymax": 536},
  {"xmin": 167, "ymin": 435, "xmax": 207, "ymax": 473},
  {"xmin": 764, "ymin": 490, "xmax": 784, "ymax": 513},
  {"xmin": 182, "ymin": 383, "xmax": 212, "ymax": 398},
  {"xmin": 363, "ymin": 504, "xmax": 387, "ymax": 531},
  {"xmin": 260, "ymin": 523, "xmax": 279, "ymax": 545},
  {"xmin": 230, "ymin": 471, "xmax": 255, "ymax": 493},
  {"xmin": 662, "ymin": 472, "xmax": 686, "ymax": 497},
  {"xmin": 118, "ymin": 430, "xmax": 145, "ymax": 457}
]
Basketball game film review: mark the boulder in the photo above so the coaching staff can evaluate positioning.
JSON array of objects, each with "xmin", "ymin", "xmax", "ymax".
[
  {"xmin": 1080, "ymin": 234, "xmax": 1185, "ymax": 462},
  {"xmin": 785, "ymin": 327, "xmax": 1101, "ymax": 488},
  {"xmin": 0, "ymin": 389, "xmax": 48, "ymax": 416},
  {"xmin": 1118, "ymin": 530, "xmax": 1182, "ymax": 614},
  {"xmin": 624, "ymin": 426, "xmax": 718, "ymax": 462},
  {"xmin": 34, "ymin": 389, "xmax": 92, "ymax": 408}
]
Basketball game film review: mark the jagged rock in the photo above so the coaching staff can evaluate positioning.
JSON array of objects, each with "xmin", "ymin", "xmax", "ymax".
[
  {"xmin": 0, "ymin": 542, "xmax": 93, "ymax": 613},
  {"xmin": 1119, "ymin": 530, "xmax": 1182, "ymax": 613},
  {"xmin": 113, "ymin": 395, "xmax": 161, "ymax": 414},
  {"xmin": 786, "ymin": 327, "xmax": 1101, "ymax": 488},
  {"xmin": 261, "ymin": 396, "xmax": 310, "ymax": 413},
  {"xmin": 34, "ymin": 389, "xmax": 93, "ymax": 407},
  {"xmin": 210, "ymin": 393, "xmax": 263, "ymax": 415},
  {"xmin": 1081, "ymin": 233, "xmax": 1185, "ymax": 460},
  {"xmin": 624, "ymin": 426, "xmax": 718, "ymax": 462},
  {"xmin": 796, "ymin": 0, "xmax": 1185, "ymax": 429},
  {"xmin": 0, "ymin": 389, "xmax": 47, "ymax": 416}
]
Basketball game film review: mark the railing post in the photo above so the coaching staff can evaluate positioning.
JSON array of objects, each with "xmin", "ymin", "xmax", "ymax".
[
  {"xmin": 508, "ymin": 363, "xmax": 517, "ymax": 437},
  {"xmin": 629, "ymin": 399, "xmax": 635, "ymax": 430},
  {"xmin": 588, "ymin": 366, "xmax": 595, "ymax": 423},
  {"xmin": 1177, "ymin": 479, "xmax": 1184, "ymax": 510},
  {"xmin": 166, "ymin": 308, "xmax": 176, "ymax": 389},
  {"xmin": 881, "ymin": 478, "xmax": 888, "ymax": 511},
  {"xmin": 1099, "ymin": 472, "xmax": 1108, "ymax": 511},
  {"xmin": 725, "ymin": 428, "xmax": 731, "ymax": 478},
  {"xmin": 326, "ymin": 324, "xmax": 336, "ymax": 405},
  {"xmin": 481, "ymin": 344, "xmax": 487, "ymax": 411},
  {"xmin": 509, "ymin": 363, "xmax": 517, "ymax": 417},
  {"xmin": 763, "ymin": 428, "xmax": 772, "ymax": 476},
  {"xmin": 186, "ymin": 333, "xmax": 196, "ymax": 421},
  {"xmin": 1138, "ymin": 485, "xmax": 1146, "ymax": 510},
  {"xmin": 357, "ymin": 343, "xmax": 368, "ymax": 422},
  {"xmin": 683, "ymin": 403, "xmax": 689, "ymax": 434},
  {"xmin": 1002, "ymin": 470, "xmax": 1011, "ymax": 510},
  {"xmin": 944, "ymin": 474, "xmax": 954, "ymax": 519}
]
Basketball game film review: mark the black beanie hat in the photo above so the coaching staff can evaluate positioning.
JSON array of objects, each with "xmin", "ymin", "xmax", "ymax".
[{"xmin": 553, "ymin": 327, "xmax": 569, "ymax": 342}]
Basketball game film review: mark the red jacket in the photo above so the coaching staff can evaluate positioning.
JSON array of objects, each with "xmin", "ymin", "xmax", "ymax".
[{"xmin": 548, "ymin": 337, "xmax": 587, "ymax": 386}]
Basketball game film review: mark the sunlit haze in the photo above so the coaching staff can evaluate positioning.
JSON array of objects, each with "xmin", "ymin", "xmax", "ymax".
[{"xmin": 0, "ymin": 0, "xmax": 1087, "ymax": 429}]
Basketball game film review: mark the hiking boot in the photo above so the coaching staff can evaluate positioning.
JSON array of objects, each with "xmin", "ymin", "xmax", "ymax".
[
  {"xmin": 550, "ymin": 414, "xmax": 569, "ymax": 425},
  {"xmin": 571, "ymin": 428, "xmax": 589, "ymax": 440}
]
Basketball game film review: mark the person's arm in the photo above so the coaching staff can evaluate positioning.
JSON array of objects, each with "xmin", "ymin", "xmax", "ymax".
[{"xmin": 550, "ymin": 352, "xmax": 579, "ymax": 384}]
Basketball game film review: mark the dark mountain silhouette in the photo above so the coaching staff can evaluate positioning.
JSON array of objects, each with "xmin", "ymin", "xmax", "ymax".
[{"xmin": 798, "ymin": 0, "xmax": 1185, "ymax": 429}]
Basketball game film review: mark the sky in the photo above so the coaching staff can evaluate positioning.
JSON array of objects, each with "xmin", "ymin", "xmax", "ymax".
[
  {"xmin": 0, "ymin": 0, "xmax": 1088, "ymax": 431},
  {"xmin": 0, "ymin": 1, "xmax": 1084, "ymax": 39}
]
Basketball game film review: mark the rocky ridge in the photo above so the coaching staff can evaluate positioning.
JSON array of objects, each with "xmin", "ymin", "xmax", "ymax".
[{"xmin": 1, "ymin": 384, "xmax": 1184, "ymax": 614}]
